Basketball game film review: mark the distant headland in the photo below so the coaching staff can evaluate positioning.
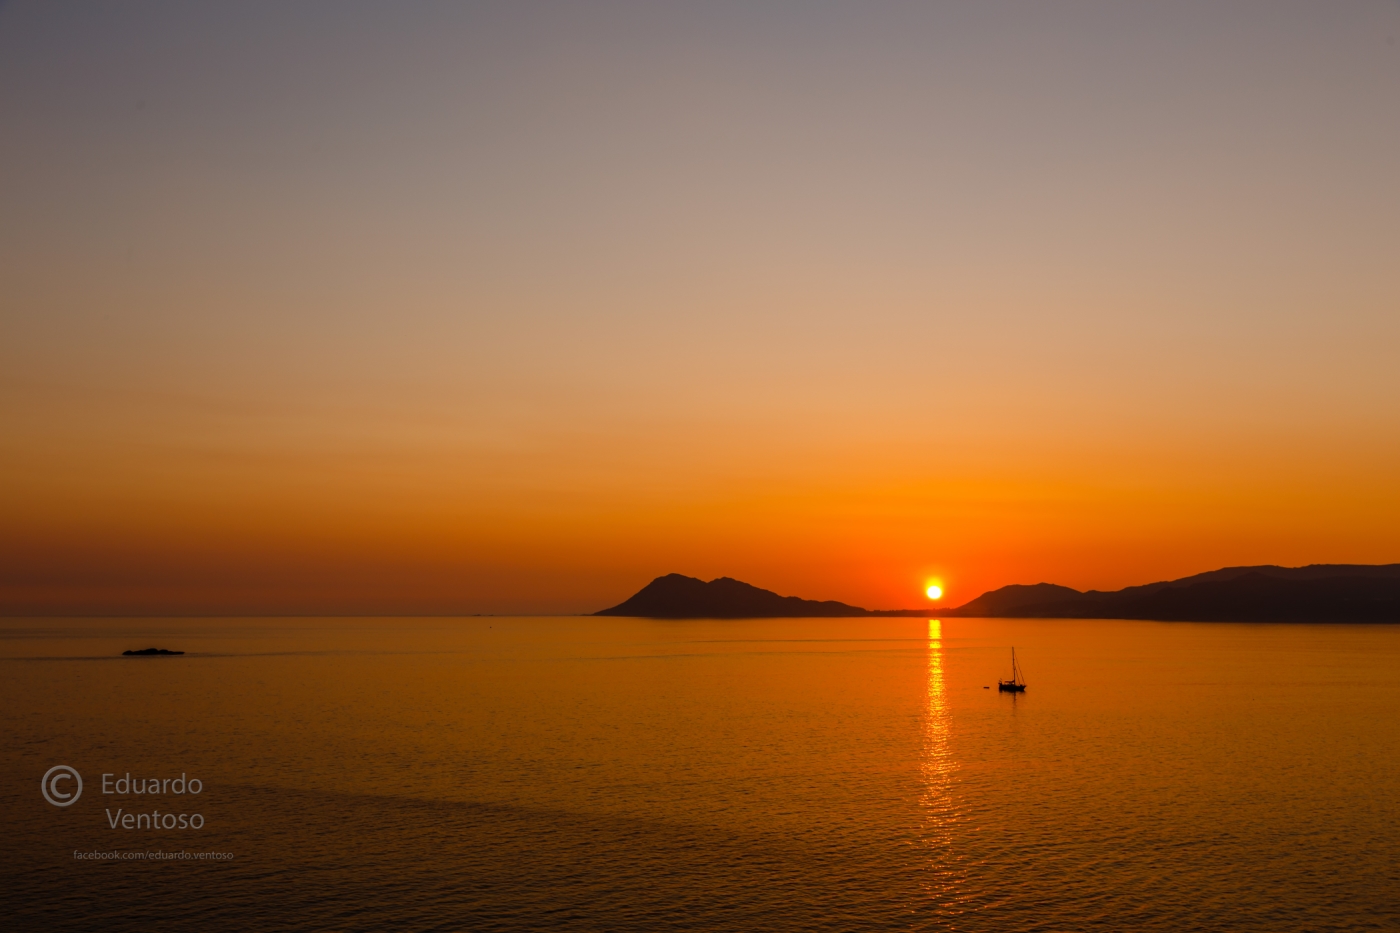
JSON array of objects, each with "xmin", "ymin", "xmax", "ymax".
[
  {"xmin": 597, "ymin": 565, "xmax": 1400, "ymax": 622},
  {"xmin": 595, "ymin": 574, "xmax": 926, "ymax": 618},
  {"xmin": 943, "ymin": 564, "xmax": 1400, "ymax": 622}
]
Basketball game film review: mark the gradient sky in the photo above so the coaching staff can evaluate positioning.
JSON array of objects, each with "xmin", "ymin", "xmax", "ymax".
[{"xmin": 3, "ymin": 1, "xmax": 1399, "ymax": 614}]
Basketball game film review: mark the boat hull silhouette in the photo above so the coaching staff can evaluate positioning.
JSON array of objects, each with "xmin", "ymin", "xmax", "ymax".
[{"xmin": 999, "ymin": 648, "xmax": 1027, "ymax": 692}]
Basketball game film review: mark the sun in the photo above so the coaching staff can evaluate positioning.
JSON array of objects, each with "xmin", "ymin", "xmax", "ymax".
[{"xmin": 926, "ymin": 584, "xmax": 943, "ymax": 600}]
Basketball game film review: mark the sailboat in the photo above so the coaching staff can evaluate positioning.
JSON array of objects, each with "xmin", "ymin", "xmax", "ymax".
[{"xmin": 998, "ymin": 648, "xmax": 1027, "ymax": 693}]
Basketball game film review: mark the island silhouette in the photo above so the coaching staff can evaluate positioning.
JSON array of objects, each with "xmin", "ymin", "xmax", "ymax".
[
  {"xmin": 597, "ymin": 564, "xmax": 1400, "ymax": 621},
  {"xmin": 595, "ymin": 574, "xmax": 926, "ymax": 618}
]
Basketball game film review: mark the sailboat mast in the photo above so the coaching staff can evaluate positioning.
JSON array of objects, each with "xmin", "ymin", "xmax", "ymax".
[{"xmin": 998, "ymin": 646, "xmax": 1027, "ymax": 692}]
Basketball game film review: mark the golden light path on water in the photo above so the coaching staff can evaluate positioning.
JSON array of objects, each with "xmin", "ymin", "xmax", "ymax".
[{"xmin": 920, "ymin": 618, "xmax": 971, "ymax": 917}]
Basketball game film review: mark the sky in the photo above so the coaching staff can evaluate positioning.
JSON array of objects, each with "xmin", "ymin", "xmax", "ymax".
[{"xmin": 2, "ymin": 1, "xmax": 1399, "ymax": 615}]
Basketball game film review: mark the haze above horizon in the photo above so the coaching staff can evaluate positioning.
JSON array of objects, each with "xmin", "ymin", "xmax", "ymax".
[{"xmin": 2, "ymin": 1, "xmax": 1398, "ymax": 615}]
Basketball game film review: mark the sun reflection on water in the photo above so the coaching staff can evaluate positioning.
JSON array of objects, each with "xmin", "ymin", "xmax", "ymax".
[{"xmin": 919, "ymin": 619, "xmax": 970, "ymax": 916}]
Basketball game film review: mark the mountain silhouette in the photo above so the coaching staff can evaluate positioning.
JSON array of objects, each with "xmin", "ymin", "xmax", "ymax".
[
  {"xmin": 594, "ymin": 574, "xmax": 924, "ymax": 618},
  {"xmin": 597, "ymin": 565, "xmax": 1400, "ymax": 621},
  {"xmin": 945, "ymin": 564, "xmax": 1400, "ymax": 622}
]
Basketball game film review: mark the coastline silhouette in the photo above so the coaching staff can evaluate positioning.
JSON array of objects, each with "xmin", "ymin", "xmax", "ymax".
[
  {"xmin": 598, "ymin": 565, "xmax": 1400, "ymax": 622},
  {"xmin": 595, "ymin": 574, "xmax": 927, "ymax": 618}
]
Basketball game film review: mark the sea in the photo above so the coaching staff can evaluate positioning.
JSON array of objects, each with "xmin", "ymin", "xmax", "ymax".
[{"xmin": 2, "ymin": 615, "xmax": 1397, "ymax": 931}]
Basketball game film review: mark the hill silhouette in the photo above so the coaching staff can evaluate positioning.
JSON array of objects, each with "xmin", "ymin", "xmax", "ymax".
[
  {"xmin": 594, "ymin": 574, "xmax": 925, "ymax": 618},
  {"xmin": 945, "ymin": 564, "xmax": 1400, "ymax": 622},
  {"xmin": 596, "ymin": 565, "xmax": 1400, "ymax": 621}
]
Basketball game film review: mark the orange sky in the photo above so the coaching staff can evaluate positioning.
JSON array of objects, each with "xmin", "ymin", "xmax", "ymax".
[{"xmin": 3, "ymin": 2, "xmax": 1398, "ymax": 614}]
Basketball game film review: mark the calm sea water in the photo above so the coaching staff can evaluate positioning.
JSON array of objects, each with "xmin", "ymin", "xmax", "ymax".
[{"xmin": 2, "ymin": 616, "xmax": 1397, "ymax": 931}]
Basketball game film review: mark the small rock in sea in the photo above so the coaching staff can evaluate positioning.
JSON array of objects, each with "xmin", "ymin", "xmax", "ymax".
[{"xmin": 121, "ymin": 648, "xmax": 185, "ymax": 656}]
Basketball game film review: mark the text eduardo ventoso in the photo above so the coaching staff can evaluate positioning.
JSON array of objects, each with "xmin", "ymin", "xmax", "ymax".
[{"xmin": 103, "ymin": 773, "xmax": 206, "ymax": 830}]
